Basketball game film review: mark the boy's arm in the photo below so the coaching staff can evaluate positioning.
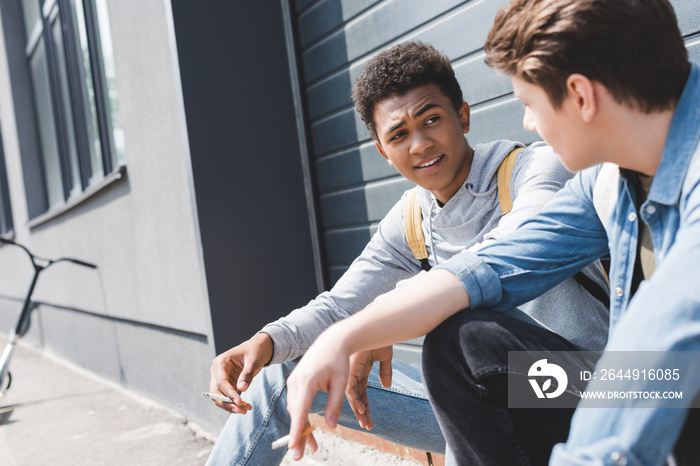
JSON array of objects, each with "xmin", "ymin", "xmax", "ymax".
[
  {"xmin": 261, "ymin": 199, "xmax": 418, "ymax": 365},
  {"xmin": 285, "ymin": 169, "xmax": 610, "ymax": 458},
  {"xmin": 208, "ymin": 198, "xmax": 419, "ymax": 413},
  {"xmin": 441, "ymin": 167, "xmax": 609, "ymax": 312},
  {"xmin": 285, "ymin": 268, "xmax": 469, "ymax": 457},
  {"xmin": 209, "ymin": 200, "xmax": 417, "ymax": 413}
]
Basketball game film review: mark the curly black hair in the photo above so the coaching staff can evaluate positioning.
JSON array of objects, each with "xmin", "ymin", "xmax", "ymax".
[{"xmin": 352, "ymin": 41, "xmax": 464, "ymax": 141}]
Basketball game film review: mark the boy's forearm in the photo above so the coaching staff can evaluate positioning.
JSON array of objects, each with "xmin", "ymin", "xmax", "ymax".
[{"xmin": 327, "ymin": 269, "xmax": 471, "ymax": 355}]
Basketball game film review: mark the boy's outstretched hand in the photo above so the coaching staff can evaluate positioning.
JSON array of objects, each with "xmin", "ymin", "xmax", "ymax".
[
  {"xmin": 285, "ymin": 327, "xmax": 350, "ymax": 461},
  {"xmin": 209, "ymin": 332, "xmax": 273, "ymax": 414},
  {"xmin": 345, "ymin": 346, "xmax": 393, "ymax": 430}
]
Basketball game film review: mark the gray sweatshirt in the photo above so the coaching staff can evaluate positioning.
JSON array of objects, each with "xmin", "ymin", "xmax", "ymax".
[{"xmin": 262, "ymin": 140, "xmax": 610, "ymax": 364}]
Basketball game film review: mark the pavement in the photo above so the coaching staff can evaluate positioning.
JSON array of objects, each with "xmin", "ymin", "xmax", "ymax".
[{"xmin": 0, "ymin": 337, "xmax": 421, "ymax": 465}]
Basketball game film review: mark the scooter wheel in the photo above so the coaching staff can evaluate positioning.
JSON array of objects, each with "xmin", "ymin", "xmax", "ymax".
[{"xmin": 1, "ymin": 371, "xmax": 10, "ymax": 391}]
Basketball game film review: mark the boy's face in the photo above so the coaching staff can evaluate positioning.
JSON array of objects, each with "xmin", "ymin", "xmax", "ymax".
[
  {"xmin": 512, "ymin": 76, "xmax": 599, "ymax": 172},
  {"xmin": 373, "ymin": 84, "xmax": 472, "ymax": 205}
]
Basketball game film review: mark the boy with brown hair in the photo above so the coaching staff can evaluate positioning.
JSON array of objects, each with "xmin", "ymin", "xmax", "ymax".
[{"xmin": 286, "ymin": 1, "xmax": 700, "ymax": 464}]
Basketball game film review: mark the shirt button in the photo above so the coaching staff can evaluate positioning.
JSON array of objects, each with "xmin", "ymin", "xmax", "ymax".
[
  {"xmin": 615, "ymin": 287, "xmax": 624, "ymax": 297},
  {"xmin": 628, "ymin": 212, "xmax": 637, "ymax": 222},
  {"xmin": 611, "ymin": 451, "xmax": 628, "ymax": 465},
  {"xmin": 646, "ymin": 204, "xmax": 657, "ymax": 215}
]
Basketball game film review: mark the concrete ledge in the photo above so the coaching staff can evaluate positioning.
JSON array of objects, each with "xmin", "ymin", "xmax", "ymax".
[{"xmin": 310, "ymin": 414, "xmax": 446, "ymax": 466}]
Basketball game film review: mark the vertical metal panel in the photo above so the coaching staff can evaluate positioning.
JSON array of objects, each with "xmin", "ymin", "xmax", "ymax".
[
  {"xmin": 282, "ymin": 0, "xmax": 326, "ymax": 293},
  {"xmin": 290, "ymin": 0, "xmax": 700, "ymax": 360}
]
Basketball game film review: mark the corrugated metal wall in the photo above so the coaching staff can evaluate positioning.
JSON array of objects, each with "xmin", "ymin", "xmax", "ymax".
[{"xmin": 292, "ymin": 0, "xmax": 700, "ymax": 284}]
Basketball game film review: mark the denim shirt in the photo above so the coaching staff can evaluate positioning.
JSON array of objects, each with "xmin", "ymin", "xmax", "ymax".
[{"xmin": 436, "ymin": 61, "xmax": 700, "ymax": 466}]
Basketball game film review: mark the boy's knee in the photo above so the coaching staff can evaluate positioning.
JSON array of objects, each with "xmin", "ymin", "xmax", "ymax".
[
  {"xmin": 424, "ymin": 312, "xmax": 460, "ymax": 355},
  {"xmin": 425, "ymin": 309, "xmax": 511, "ymax": 352},
  {"xmin": 250, "ymin": 360, "xmax": 296, "ymax": 391},
  {"xmin": 423, "ymin": 310, "xmax": 491, "ymax": 373},
  {"xmin": 422, "ymin": 310, "xmax": 525, "ymax": 381}
]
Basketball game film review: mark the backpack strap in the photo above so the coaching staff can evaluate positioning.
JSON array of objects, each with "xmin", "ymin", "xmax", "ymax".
[
  {"xmin": 497, "ymin": 147, "xmax": 524, "ymax": 215},
  {"xmin": 573, "ymin": 268, "xmax": 609, "ymax": 308},
  {"xmin": 403, "ymin": 187, "xmax": 431, "ymax": 271}
]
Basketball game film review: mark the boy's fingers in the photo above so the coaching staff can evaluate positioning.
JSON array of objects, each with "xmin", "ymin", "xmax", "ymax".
[
  {"xmin": 209, "ymin": 373, "xmax": 246, "ymax": 411},
  {"xmin": 359, "ymin": 390, "xmax": 372, "ymax": 430},
  {"xmin": 346, "ymin": 395, "xmax": 368, "ymax": 428},
  {"xmin": 212, "ymin": 380, "xmax": 249, "ymax": 413},
  {"xmin": 219, "ymin": 383, "xmax": 245, "ymax": 407},
  {"xmin": 292, "ymin": 436, "xmax": 307, "ymax": 461},
  {"xmin": 324, "ymin": 377, "xmax": 345, "ymax": 429},
  {"xmin": 345, "ymin": 387, "xmax": 365, "ymax": 414},
  {"xmin": 288, "ymin": 417, "xmax": 310, "ymax": 460},
  {"xmin": 211, "ymin": 361, "xmax": 245, "ymax": 404},
  {"xmin": 346, "ymin": 383, "xmax": 372, "ymax": 428},
  {"xmin": 306, "ymin": 432, "xmax": 318, "ymax": 453},
  {"xmin": 237, "ymin": 360, "xmax": 260, "ymax": 393},
  {"xmin": 379, "ymin": 359, "xmax": 393, "ymax": 388},
  {"xmin": 287, "ymin": 382, "xmax": 315, "ymax": 457}
]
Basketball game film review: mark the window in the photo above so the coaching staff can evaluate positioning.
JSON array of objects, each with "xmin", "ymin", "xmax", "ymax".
[{"xmin": 22, "ymin": 0, "xmax": 123, "ymax": 213}]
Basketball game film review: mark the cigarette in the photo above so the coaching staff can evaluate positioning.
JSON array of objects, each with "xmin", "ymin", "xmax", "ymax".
[
  {"xmin": 202, "ymin": 392, "xmax": 233, "ymax": 403},
  {"xmin": 202, "ymin": 392, "xmax": 252, "ymax": 408},
  {"xmin": 271, "ymin": 425, "xmax": 316, "ymax": 450}
]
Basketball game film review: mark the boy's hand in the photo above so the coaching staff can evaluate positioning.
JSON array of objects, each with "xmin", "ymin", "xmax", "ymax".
[
  {"xmin": 345, "ymin": 346, "xmax": 393, "ymax": 430},
  {"xmin": 286, "ymin": 329, "xmax": 349, "ymax": 461},
  {"xmin": 209, "ymin": 332, "xmax": 273, "ymax": 414}
]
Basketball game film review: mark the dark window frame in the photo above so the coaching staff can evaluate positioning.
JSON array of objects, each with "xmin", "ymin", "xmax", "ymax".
[
  {"xmin": 22, "ymin": 0, "xmax": 121, "ymax": 216},
  {"xmin": 0, "ymin": 127, "xmax": 14, "ymax": 236}
]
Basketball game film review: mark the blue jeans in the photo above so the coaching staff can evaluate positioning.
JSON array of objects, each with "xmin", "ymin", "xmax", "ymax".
[
  {"xmin": 423, "ymin": 309, "xmax": 586, "ymax": 466},
  {"xmin": 423, "ymin": 309, "xmax": 700, "ymax": 466},
  {"xmin": 206, "ymin": 358, "xmax": 445, "ymax": 465}
]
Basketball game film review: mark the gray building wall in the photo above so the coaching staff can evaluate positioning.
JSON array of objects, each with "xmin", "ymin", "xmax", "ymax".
[
  {"xmin": 0, "ymin": 0, "xmax": 223, "ymax": 430},
  {"xmin": 0, "ymin": 0, "xmax": 698, "ymax": 435}
]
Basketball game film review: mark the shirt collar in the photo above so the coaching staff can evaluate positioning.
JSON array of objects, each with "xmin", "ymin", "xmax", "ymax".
[{"xmin": 649, "ymin": 62, "xmax": 700, "ymax": 205}]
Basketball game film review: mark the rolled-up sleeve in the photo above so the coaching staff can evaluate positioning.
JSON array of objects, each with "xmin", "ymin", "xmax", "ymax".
[{"xmin": 434, "ymin": 251, "xmax": 502, "ymax": 309}]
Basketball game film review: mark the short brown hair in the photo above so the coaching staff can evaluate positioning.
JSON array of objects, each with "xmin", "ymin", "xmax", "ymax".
[
  {"xmin": 484, "ymin": 0, "xmax": 689, "ymax": 112},
  {"xmin": 352, "ymin": 41, "xmax": 463, "ymax": 141}
]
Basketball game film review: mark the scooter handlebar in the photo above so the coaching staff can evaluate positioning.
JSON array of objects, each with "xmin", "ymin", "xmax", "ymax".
[
  {"xmin": 65, "ymin": 258, "xmax": 98, "ymax": 269},
  {"xmin": 1, "ymin": 237, "xmax": 97, "ymax": 269}
]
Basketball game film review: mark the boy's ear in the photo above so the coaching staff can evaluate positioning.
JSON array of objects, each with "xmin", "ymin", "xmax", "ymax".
[
  {"xmin": 459, "ymin": 101, "xmax": 471, "ymax": 133},
  {"xmin": 566, "ymin": 74, "xmax": 597, "ymax": 123},
  {"xmin": 375, "ymin": 142, "xmax": 393, "ymax": 165}
]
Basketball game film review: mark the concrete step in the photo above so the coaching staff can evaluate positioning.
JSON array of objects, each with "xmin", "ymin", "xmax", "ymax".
[{"xmin": 0, "ymin": 338, "xmax": 435, "ymax": 465}]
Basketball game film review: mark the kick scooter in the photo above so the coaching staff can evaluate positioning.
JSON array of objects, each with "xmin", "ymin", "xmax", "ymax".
[{"xmin": 0, "ymin": 237, "xmax": 97, "ymax": 397}]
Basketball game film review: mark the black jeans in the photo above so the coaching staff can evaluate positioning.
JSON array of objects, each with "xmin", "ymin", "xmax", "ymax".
[{"xmin": 422, "ymin": 309, "xmax": 700, "ymax": 466}]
